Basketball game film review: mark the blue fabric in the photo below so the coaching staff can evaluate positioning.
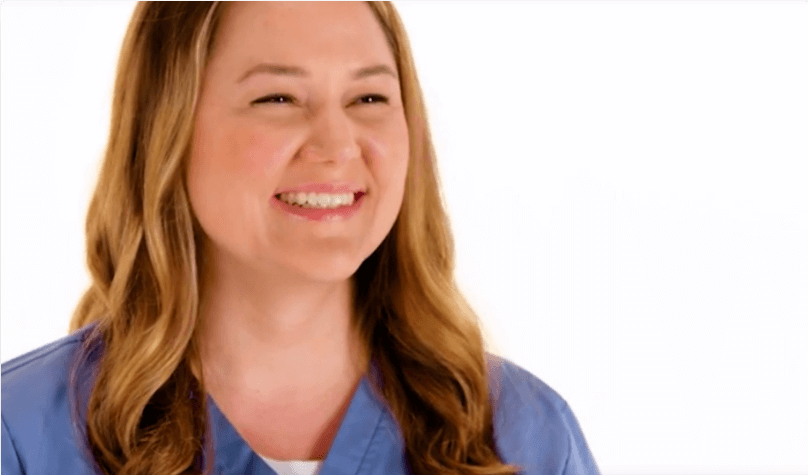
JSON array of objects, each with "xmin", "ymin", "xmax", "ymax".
[{"xmin": 2, "ymin": 322, "xmax": 601, "ymax": 474}]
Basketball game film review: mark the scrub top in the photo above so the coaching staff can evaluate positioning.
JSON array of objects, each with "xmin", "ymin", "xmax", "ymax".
[{"xmin": 2, "ymin": 322, "xmax": 601, "ymax": 475}]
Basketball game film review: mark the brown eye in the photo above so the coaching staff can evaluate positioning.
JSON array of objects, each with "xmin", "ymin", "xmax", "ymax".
[
  {"xmin": 252, "ymin": 94, "xmax": 295, "ymax": 105},
  {"xmin": 357, "ymin": 94, "xmax": 389, "ymax": 105}
]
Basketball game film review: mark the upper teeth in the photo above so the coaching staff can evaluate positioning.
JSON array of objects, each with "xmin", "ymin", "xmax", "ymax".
[{"xmin": 278, "ymin": 192, "xmax": 356, "ymax": 208}]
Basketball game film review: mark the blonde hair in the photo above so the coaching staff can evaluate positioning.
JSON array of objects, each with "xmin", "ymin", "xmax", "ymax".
[{"xmin": 68, "ymin": 2, "xmax": 522, "ymax": 474}]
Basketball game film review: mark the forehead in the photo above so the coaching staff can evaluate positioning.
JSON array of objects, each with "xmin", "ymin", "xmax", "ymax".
[{"xmin": 212, "ymin": 2, "xmax": 394, "ymax": 71}]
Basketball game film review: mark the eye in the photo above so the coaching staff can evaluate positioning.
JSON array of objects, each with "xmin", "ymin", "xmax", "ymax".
[
  {"xmin": 252, "ymin": 94, "xmax": 295, "ymax": 105},
  {"xmin": 251, "ymin": 94, "xmax": 389, "ymax": 106},
  {"xmin": 356, "ymin": 94, "xmax": 389, "ymax": 105}
]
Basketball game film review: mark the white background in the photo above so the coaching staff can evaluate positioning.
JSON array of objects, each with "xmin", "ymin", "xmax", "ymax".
[{"xmin": 2, "ymin": 2, "xmax": 807, "ymax": 474}]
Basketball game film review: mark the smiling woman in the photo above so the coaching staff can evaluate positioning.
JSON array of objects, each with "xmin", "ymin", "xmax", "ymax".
[{"xmin": 0, "ymin": 2, "xmax": 600, "ymax": 475}]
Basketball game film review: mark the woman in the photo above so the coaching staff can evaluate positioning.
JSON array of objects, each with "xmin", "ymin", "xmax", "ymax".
[{"xmin": 1, "ymin": 2, "xmax": 600, "ymax": 474}]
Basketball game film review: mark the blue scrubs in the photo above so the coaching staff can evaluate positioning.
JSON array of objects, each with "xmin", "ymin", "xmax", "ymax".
[{"xmin": 2, "ymin": 322, "xmax": 601, "ymax": 474}]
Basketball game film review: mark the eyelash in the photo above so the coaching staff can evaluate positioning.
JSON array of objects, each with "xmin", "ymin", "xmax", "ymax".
[{"xmin": 252, "ymin": 94, "xmax": 389, "ymax": 106}]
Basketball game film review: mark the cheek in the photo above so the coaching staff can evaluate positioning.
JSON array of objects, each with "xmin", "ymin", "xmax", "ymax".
[
  {"xmin": 239, "ymin": 128, "xmax": 292, "ymax": 177},
  {"xmin": 191, "ymin": 121, "xmax": 286, "ymax": 190},
  {"xmin": 369, "ymin": 119, "xmax": 410, "ymax": 194},
  {"xmin": 390, "ymin": 145, "xmax": 410, "ymax": 203},
  {"xmin": 368, "ymin": 141, "xmax": 409, "ymax": 234},
  {"xmin": 187, "ymin": 120, "xmax": 289, "ymax": 237}
]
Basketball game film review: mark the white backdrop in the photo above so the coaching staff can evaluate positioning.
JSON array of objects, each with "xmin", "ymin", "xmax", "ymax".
[{"xmin": 2, "ymin": 2, "xmax": 807, "ymax": 474}]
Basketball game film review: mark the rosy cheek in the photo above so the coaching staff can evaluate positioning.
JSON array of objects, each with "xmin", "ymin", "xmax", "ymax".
[
  {"xmin": 193, "ymin": 126, "xmax": 240, "ymax": 178},
  {"xmin": 238, "ymin": 129, "xmax": 290, "ymax": 176},
  {"xmin": 376, "ymin": 144, "xmax": 409, "ymax": 186}
]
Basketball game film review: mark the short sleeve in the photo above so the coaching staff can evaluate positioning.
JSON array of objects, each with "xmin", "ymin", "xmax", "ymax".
[
  {"xmin": 559, "ymin": 402, "xmax": 601, "ymax": 475},
  {"xmin": 2, "ymin": 414, "xmax": 24, "ymax": 475}
]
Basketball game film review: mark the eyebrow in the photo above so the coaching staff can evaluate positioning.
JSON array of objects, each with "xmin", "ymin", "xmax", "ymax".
[{"xmin": 238, "ymin": 63, "xmax": 398, "ymax": 83}]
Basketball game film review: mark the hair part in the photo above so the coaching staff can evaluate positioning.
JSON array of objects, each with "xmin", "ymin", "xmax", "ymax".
[{"xmin": 68, "ymin": 2, "xmax": 522, "ymax": 474}]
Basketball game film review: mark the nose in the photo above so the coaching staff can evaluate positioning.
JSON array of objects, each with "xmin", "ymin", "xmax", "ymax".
[{"xmin": 298, "ymin": 103, "xmax": 361, "ymax": 165}]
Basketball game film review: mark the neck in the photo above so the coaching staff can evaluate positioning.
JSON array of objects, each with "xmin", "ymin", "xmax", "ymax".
[{"xmin": 195, "ymin": 250, "xmax": 369, "ymax": 399}]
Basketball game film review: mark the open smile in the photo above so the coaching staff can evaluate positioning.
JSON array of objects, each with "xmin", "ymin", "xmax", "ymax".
[{"xmin": 271, "ymin": 191, "xmax": 366, "ymax": 221}]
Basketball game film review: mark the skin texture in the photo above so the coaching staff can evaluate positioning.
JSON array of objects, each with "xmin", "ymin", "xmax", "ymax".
[{"xmin": 185, "ymin": 1, "xmax": 409, "ymax": 461}]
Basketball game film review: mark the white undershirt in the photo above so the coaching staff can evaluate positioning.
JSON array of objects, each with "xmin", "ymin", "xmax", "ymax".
[{"xmin": 259, "ymin": 455, "xmax": 324, "ymax": 475}]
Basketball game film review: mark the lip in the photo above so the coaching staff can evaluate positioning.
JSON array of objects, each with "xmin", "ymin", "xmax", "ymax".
[{"xmin": 274, "ymin": 181, "xmax": 366, "ymax": 195}]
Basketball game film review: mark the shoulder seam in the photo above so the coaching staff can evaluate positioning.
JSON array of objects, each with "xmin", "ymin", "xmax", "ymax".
[
  {"xmin": 1, "ymin": 333, "xmax": 84, "ymax": 376},
  {"xmin": 499, "ymin": 357, "xmax": 568, "ymax": 414}
]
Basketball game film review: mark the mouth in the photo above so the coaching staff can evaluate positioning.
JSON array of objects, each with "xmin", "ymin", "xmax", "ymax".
[
  {"xmin": 274, "ymin": 190, "xmax": 366, "ymax": 209},
  {"xmin": 271, "ymin": 190, "xmax": 367, "ymax": 221}
]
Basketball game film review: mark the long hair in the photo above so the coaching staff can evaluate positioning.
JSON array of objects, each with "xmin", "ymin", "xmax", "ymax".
[{"xmin": 67, "ymin": 2, "xmax": 523, "ymax": 474}]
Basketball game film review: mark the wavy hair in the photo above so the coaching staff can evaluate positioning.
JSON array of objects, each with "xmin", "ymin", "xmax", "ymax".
[{"xmin": 67, "ymin": 2, "xmax": 522, "ymax": 474}]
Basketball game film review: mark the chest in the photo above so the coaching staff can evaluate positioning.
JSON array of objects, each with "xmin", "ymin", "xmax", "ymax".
[{"xmin": 212, "ymin": 386, "xmax": 355, "ymax": 461}]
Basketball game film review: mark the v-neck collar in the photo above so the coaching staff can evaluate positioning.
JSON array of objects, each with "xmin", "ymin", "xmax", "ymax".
[
  {"xmin": 206, "ymin": 365, "xmax": 391, "ymax": 475},
  {"xmin": 76, "ymin": 323, "xmax": 401, "ymax": 475}
]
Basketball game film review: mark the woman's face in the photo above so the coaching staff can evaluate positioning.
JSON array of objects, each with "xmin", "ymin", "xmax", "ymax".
[{"xmin": 187, "ymin": 2, "xmax": 409, "ymax": 283}]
